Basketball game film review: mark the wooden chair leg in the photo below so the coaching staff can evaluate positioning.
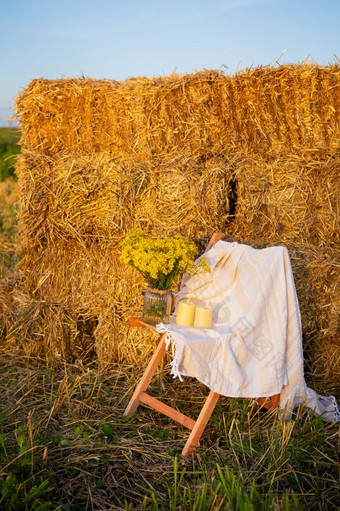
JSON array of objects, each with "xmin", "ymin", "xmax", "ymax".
[
  {"xmin": 271, "ymin": 393, "xmax": 280, "ymax": 408},
  {"xmin": 182, "ymin": 391, "xmax": 220, "ymax": 457},
  {"xmin": 123, "ymin": 334, "xmax": 166, "ymax": 415},
  {"xmin": 256, "ymin": 393, "xmax": 280, "ymax": 410}
]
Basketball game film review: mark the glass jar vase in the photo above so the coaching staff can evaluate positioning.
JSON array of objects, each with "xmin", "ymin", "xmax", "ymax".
[{"xmin": 142, "ymin": 288, "xmax": 174, "ymax": 325}]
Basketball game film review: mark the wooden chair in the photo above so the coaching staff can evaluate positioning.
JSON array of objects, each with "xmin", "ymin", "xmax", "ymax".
[{"xmin": 123, "ymin": 233, "xmax": 280, "ymax": 456}]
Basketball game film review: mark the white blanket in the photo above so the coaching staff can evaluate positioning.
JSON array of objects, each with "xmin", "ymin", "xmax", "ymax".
[{"xmin": 156, "ymin": 241, "xmax": 339, "ymax": 423}]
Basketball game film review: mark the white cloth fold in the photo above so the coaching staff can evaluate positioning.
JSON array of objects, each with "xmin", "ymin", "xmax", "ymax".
[{"xmin": 156, "ymin": 240, "xmax": 340, "ymax": 423}]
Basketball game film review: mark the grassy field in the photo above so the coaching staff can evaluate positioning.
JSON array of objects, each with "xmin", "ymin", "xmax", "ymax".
[
  {"xmin": 0, "ymin": 127, "xmax": 21, "ymax": 181},
  {"xmin": 0, "ymin": 127, "xmax": 20, "ymax": 278},
  {"xmin": 0, "ymin": 177, "xmax": 19, "ymax": 277},
  {"xmin": 0, "ymin": 131, "xmax": 339, "ymax": 510},
  {"xmin": 0, "ymin": 351, "xmax": 339, "ymax": 510}
]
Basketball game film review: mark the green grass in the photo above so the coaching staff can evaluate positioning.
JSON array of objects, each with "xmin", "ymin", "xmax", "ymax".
[
  {"xmin": 0, "ymin": 127, "xmax": 21, "ymax": 181},
  {"xmin": 0, "ymin": 177, "xmax": 19, "ymax": 278},
  {"xmin": 0, "ymin": 128, "xmax": 20, "ymax": 278},
  {"xmin": 0, "ymin": 352, "xmax": 338, "ymax": 511}
]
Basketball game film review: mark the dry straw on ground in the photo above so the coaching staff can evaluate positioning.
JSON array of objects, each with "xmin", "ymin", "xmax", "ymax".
[{"xmin": 0, "ymin": 63, "xmax": 339, "ymax": 397}]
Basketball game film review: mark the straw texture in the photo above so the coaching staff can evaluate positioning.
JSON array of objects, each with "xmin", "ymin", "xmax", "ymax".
[{"xmin": 16, "ymin": 66, "xmax": 340, "ymax": 157}]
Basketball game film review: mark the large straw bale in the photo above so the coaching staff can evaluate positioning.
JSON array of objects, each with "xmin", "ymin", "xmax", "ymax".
[
  {"xmin": 311, "ymin": 156, "xmax": 340, "ymax": 246},
  {"xmin": 16, "ymin": 65, "xmax": 340, "ymax": 158},
  {"xmin": 289, "ymin": 243, "xmax": 340, "ymax": 395},
  {"xmin": 16, "ymin": 151, "xmax": 132, "ymax": 248},
  {"xmin": 4, "ymin": 297, "xmax": 96, "ymax": 363},
  {"xmin": 0, "ymin": 250, "xmax": 172, "ymax": 365},
  {"xmin": 305, "ymin": 246, "xmax": 339, "ymax": 340},
  {"xmin": 15, "ymin": 151, "xmax": 234, "ymax": 252},
  {"xmin": 0, "ymin": 276, "xmax": 21, "ymax": 338},
  {"xmin": 15, "ymin": 149, "xmax": 338, "ymax": 254},
  {"xmin": 229, "ymin": 154, "xmax": 339, "ymax": 246}
]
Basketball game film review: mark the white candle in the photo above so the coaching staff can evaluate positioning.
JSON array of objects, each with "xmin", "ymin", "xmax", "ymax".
[
  {"xmin": 193, "ymin": 305, "xmax": 213, "ymax": 329},
  {"xmin": 176, "ymin": 301, "xmax": 195, "ymax": 326}
]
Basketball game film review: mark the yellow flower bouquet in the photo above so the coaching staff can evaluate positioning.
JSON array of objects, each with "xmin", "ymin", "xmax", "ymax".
[
  {"xmin": 120, "ymin": 230, "xmax": 210, "ymax": 324},
  {"xmin": 120, "ymin": 230, "xmax": 207, "ymax": 290}
]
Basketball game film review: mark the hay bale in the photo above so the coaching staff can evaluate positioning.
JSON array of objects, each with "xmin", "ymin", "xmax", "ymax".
[
  {"xmin": 229, "ymin": 154, "xmax": 339, "ymax": 246},
  {"xmin": 288, "ymin": 243, "xmax": 339, "ymax": 395},
  {"xmin": 15, "ymin": 151, "xmax": 234, "ymax": 251},
  {"xmin": 16, "ymin": 65, "xmax": 340, "ymax": 157},
  {"xmin": 0, "ymin": 276, "xmax": 21, "ymax": 338},
  {"xmin": 0, "ymin": 273, "xmax": 99, "ymax": 363}
]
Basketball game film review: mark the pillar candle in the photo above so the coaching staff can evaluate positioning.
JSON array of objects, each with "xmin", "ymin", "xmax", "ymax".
[
  {"xmin": 176, "ymin": 300, "xmax": 195, "ymax": 326},
  {"xmin": 193, "ymin": 305, "xmax": 213, "ymax": 329}
]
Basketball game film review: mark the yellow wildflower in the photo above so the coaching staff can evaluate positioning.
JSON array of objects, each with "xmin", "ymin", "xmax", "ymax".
[{"xmin": 120, "ymin": 230, "xmax": 208, "ymax": 290}]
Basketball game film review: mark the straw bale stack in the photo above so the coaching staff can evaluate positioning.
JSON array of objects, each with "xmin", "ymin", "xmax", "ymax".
[{"xmin": 0, "ymin": 63, "xmax": 338, "ymax": 396}]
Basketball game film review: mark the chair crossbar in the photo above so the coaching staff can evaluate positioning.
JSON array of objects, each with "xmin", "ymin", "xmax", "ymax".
[{"xmin": 139, "ymin": 392, "xmax": 196, "ymax": 430}]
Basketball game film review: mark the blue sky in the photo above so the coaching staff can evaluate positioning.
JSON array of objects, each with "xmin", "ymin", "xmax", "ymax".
[{"xmin": 1, "ymin": 0, "xmax": 339, "ymax": 125}]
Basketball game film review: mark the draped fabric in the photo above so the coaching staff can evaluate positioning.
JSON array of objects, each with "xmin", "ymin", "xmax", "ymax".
[{"xmin": 156, "ymin": 241, "xmax": 340, "ymax": 423}]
